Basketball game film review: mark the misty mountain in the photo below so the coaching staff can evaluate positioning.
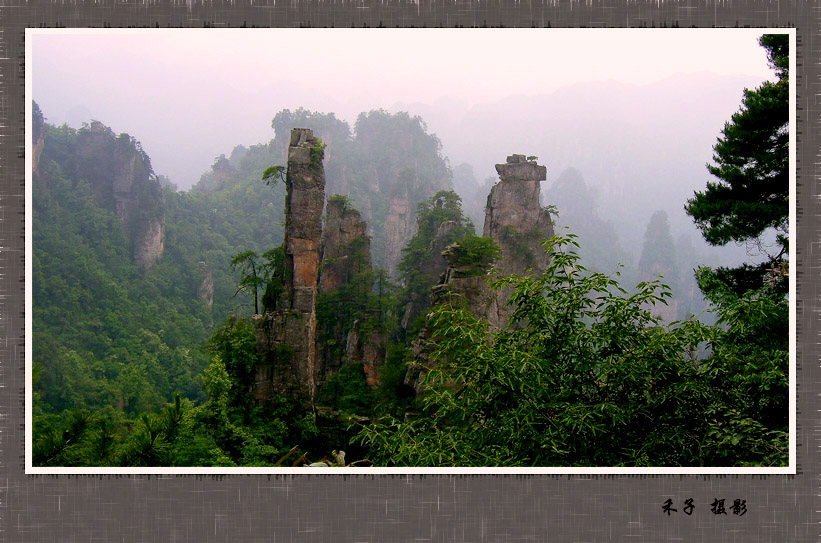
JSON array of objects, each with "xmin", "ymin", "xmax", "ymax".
[{"xmin": 394, "ymin": 72, "xmax": 764, "ymax": 266}]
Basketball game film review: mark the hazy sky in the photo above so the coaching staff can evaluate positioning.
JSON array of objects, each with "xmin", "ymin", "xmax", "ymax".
[{"xmin": 31, "ymin": 28, "xmax": 774, "ymax": 190}]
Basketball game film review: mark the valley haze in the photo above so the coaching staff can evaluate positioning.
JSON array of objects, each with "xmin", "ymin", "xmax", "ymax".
[{"xmin": 27, "ymin": 28, "xmax": 794, "ymax": 472}]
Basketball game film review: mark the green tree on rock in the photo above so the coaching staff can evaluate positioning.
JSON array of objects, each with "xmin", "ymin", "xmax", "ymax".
[
  {"xmin": 231, "ymin": 247, "xmax": 287, "ymax": 315},
  {"xmin": 397, "ymin": 190, "xmax": 475, "ymax": 332}
]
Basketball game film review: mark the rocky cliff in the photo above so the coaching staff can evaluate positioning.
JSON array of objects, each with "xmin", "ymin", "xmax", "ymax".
[
  {"xmin": 484, "ymin": 154, "xmax": 553, "ymax": 276},
  {"xmin": 32, "ymin": 109, "xmax": 166, "ymax": 270},
  {"xmin": 132, "ymin": 217, "xmax": 165, "ymax": 270},
  {"xmin": 421, "ymin": 221, "xmax": 460, "ymax": 286},
  {"xmin": 253, "ymin": 146, "xmax": 553, "ymax": 403},
  {"xmin": 399, "ymin": 219, "xmax": 460, "ymax": 330},
  {"xmin": 254, "ymin": 128, "xmax": 326, "ymax": 406},
  {"xmin": 317, "ymin": 196, "xmax": 386, "ymax": 389},
  {"xmin": 319, "ymin": 196, "xmax": 370, "ymax": 292},
  {"xmin": 344, "ymin": 323, "xmax": 386, "ymax": 388},
  {"xmin": 406, "ymin": 154, "xmax": 554, "ymax": 392},
  {"xmin": 483, "ymin": 154, "xmax": 554, "ymax": 323},
  {"xmin": 73, "ymin": 121, "xmax": 166, "ymax": 270},
  {"xmin": 284, "ymin": 129, "xmax": 326, "ymax": 315},
  {"xmin": 196, "ymin": 261, "xmax": 214, "ymax": 309},
  {"xmin": 405, "ymin": 241, "xmax": 501, "ymax": 392},
  {"xmin": 253, "ymin": 131, "xmax": 397, "ymax": 405},
  {"xmin": 382, "ymin": 184, "xmax": 413, "ymax": 279}
]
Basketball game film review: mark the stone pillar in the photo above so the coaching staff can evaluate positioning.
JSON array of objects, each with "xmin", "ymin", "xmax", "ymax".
[
  {"xmin": 319, "ymin": 197, "xmax": 370, "ymax": 293},
  {"xmin": 483, "ymin": 154, "xmax": 554, "ymax": 324},
  {"xmin": 283, "ymin": 128, "xmax": 326, "ymax": 404}
]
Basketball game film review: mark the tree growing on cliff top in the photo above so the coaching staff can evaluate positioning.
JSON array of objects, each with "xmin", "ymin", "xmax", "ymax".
[{"xmin": 397, "ymin": 190, "xmax": 475, "ymax": 334}]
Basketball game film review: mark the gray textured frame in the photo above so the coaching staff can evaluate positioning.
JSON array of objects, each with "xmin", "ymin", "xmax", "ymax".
[{"xmin": 4, "ymin": 1, "xmax": 816, "ymax": 541}]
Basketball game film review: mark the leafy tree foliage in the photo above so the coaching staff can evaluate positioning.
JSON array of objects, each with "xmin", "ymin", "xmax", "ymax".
[
  {"xmin": 271, "ymin": 108, "xmax": 352, "ymax": 155},
  {"xmin": 230, "ymin": 248, "xmax": 287, "ymax": 315},
  {"xmin": 33, "ymin": 104, "xmax": 455, "ymax": 466},
  {"xmin": 356, "ymin": 235, "xmax": 787, "ymax": 467},
  {"xmin": 685, "ymin": 34, "xmax": 789, "ymax": 257},
  {"xmin": 352, "ymin": 110, "xmax": 450, "ymax": 197},
  {"xmin": 261, "ymin": 165, "xmax": 286, "ymax": 185},
  {"xmin": 33, "ymin": 394, "xmax": 229, "ymax": 467},
  {"xmin": 33, "ymin": 126, "xmax": 212, "ymax": 419},
  {"xmin": 397, "ymin": 190, "xmax": 475, "ymax": 330},
  {"xmin": 231, "ymin": 250, "xmax": 265, "ymax": 314},
  {"xmin": 315, "ymin": 249, "xmax": 399, "ymax": 416},
  {"xmin": 692, "ymin": 267, "xmax": 788, "ymax": 465},
  {"xmin": 34, "ymin": 93, "xmax": 788, "ymax": 469},
  {"xmin": 32, "ymin": 108, "xmax": 287, "ymax": 461},
  {"xmin": 197, "ymin": 316, "xmax": 325, "ymax": 465},
  {"xmin": 680, "ymin": 35, "xmax": 789, "ymax": 464}
]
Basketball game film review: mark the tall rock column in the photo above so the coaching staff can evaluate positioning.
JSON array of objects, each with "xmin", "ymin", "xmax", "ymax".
[
  {"xmin": 319, "ymin": 197, "xmax": 370, "ymax": 293},
  {"xmin": 196, "ymin": 261, "xmax": 214, "ymax": 309},
  {"xmin": 285, "ymin": 128, "xmax": 325, "ymax": 314},
  {"xmin": 407, "ymin": 155, "xmax": 554, "ymax": 394},
  {"xmin": 282, "ymin": 128, "xmax": 326, "ymax": 404},
  {"xmin": 483, "ymin": 154, "xmax": 554, "ymax": 324},
  {"xmin": 317, "ymin": 197, "xmax": 389, "ymax": 390}
]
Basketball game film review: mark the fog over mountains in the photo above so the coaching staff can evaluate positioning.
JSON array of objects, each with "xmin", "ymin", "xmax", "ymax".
[
  {"xmin": 394, "ymin": 71, "xmax": 765, "ymax": 265},
  {"xmin": 36, "ymin": 67, "xmax": 769, "ymax": 269},
  {"xmin": 30, "ymin": 30, "xmax": 791, "ymax": 471}
]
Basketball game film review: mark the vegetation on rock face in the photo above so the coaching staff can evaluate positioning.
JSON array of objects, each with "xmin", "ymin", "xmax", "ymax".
[
  {"xmin": 397, "ymin": 190, "xmax": 476, "ymax": 334},
  {"xmin": 444, "ymin": 236, "xmax": 501, "ymax": 271},
  {"xmin": 32, "ymin": 109, "xmax": 291, "ymax": 465},
  {"xmin": 316, "ymin": 252, "xmax": 397, "ymax": 374},
  {"xmin": 310, "ymin": 139, "xmax": 326, "ymax": 168},
  {"xmin": 32, "ymin": 32, "xmax": 790, "ymax": 469},
  {"xmin": 33, "ymin": 121, "xmax": 211, "ymax": 420},
  {"xmin": 499, "ymin": 224, "xmax": 546, "ymax": 271},
  {"xmin": 356, "ymin": 235, "xmax": 788, "ymax": 467},
  {"xmin": 267, "ymin": 107, "xmax": 453, "ymax": 270},
  {"xmin": 353, "ymin": 34, "xmax": 789, "ymax": 467},
  {"xmin": 327, "ymin": 193, "xmax": 354, "ymax": 208}
]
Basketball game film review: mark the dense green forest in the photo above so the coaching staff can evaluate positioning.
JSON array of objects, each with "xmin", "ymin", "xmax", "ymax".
[
  {"xmin": 32, "ymin": 105, "xmax": 460, "ymax": 466},
  {"xmin": 32, "ymin": 111, "xmax": 290, "ymax": 465},
  {"xmin": 32, "ymin": 35, "xmax": 789, "ymax": 467}
]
